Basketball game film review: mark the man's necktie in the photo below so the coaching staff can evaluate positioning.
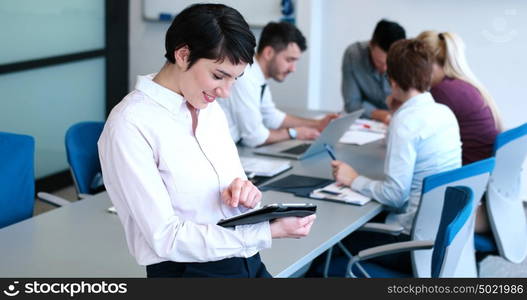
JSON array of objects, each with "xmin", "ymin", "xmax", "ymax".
[{"xmin": 260, "ymin": 84, "xmax": 267, "ymax": 102}]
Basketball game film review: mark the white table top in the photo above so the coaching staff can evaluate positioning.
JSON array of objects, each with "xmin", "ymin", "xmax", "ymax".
[{"xmin": 0, "ymin": 140, "xmax": 386, "ymax": 277}]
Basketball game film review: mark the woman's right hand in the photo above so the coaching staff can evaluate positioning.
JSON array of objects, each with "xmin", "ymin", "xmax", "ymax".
[
  {"xmin": 270, "ymin": 215, "xmax": 316, "ymax": 238},
  {"xmin": 331, "ymin": 160, "xmax": 358, "ymax": 186}
]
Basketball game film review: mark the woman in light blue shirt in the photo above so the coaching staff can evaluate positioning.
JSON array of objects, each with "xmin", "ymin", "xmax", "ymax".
[{"xmin": 331, "ymin": 39, "xmax": 461, "ymax": 273}]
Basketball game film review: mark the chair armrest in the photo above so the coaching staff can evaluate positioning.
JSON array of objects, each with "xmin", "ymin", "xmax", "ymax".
[
  {"xmin": 347, "ymin": 240, "xmax": 434, "ymax": 278},
  {"xmin": 357, "ymin": 240, "xmax": 434, "ymax": 261},
  {"xmin": 337, "ymin": 222, "xmax": 406, "ymax": 275},
  {"xmin": 357, "ymin": 222, "xmax": 405, "ymax": 236},
  {"xmin": 37, "ymin": 192, "xmax": 71, "ymax": 207}
]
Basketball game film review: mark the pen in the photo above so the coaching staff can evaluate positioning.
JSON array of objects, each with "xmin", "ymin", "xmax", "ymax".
[
  {"xmin": 323, "ymin": 143, "xmax": 337, "ymax": 160},
  {"xmin": 353, "ymin": 123, "xmax": 386, "ymax": 134},
  {"xmin": 319, "ymin": 189, "xmax": 340, "ymax": 196}
]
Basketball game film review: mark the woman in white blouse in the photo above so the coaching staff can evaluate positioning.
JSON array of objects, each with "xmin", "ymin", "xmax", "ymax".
[
  {"xmin": 329, "ymin": 39, "xmax": 461, "ymax": 274},
  {"xmin": 98, "ymin": 4, "xmax": 316, "ymax": 278}
]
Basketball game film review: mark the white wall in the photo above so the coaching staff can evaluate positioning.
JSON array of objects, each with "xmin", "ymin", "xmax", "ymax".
[
  {"xmin": 129, "ymin": 0, "xmax": 168, "ymax": 90},
  {"xmin": 268, "ymin": 0, "xmax": 323, "ymax": 111},
  {"xmin": 129, "ymin": 0, "xmax": 319, "ymax": 110}
]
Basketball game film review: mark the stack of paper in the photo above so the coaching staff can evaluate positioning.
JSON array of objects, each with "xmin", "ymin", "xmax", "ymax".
[
  {"xmin": 310, "ymin": 182, "xmax": 371, "ymax": 205},
  {"xmin": 351, "ymin": 119, "xmax": 387, "ymax": 133},
  {"xmin": 339, "ymin": 130, "xmax": 385, "ymax": 145},
  {"xmin": 240, "ymin": 156, "xmax": 291, "ymax": 177},
  {"xmin": 339, "ymin": 118, "xmax": 387, "ymax": 145}
]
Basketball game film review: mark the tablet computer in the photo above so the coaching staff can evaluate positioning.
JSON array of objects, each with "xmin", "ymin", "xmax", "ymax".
[{"xmin": 217, "ymin": 203, "xmax": 317, "ymax": 227}]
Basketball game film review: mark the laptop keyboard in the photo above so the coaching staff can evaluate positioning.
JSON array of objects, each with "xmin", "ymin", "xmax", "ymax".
[{"xmin": 280, "ymin": 143, "xmax": 311, "ymax": 155}]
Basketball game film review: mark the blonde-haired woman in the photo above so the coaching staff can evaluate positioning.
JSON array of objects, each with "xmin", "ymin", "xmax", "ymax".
[{"xmin": 416, "ymin": 31, "xmax": 502, "ymax": 233}]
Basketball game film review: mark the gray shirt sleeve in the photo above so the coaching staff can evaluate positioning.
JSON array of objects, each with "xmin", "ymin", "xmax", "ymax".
[
  {"xmin": 341, "ymin": 42, "xmax": 392, "ymax": 118},
  {"xmin": 341, "ymin": 47, "xmax": 374, "ymax": 118},
  {"xmin": 361, "ymin": 101, "xmax": 377, "ymax": 118},
  {"xmin": 341, "ymin": 48, "xmax": 360, "ymax": 113}
]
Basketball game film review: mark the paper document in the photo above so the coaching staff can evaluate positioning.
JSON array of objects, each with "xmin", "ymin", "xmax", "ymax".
[
  {"xmin": 351, "ymin": 118, "xmax": 387, "ymax": 133},
  {"xmin": 310, "ymin": 182, "xmax": 371, "ymax": 205},
  {"xmin": 339, "ymin": 118, "xmax": 386, "ymax": 145},
  {"xmin": 240, "ymin": 156, "xmax": 291, "ymax": 177},
  {"xmin": 339, "ymin": 130, "xmax": 385, "ymax": 145}
]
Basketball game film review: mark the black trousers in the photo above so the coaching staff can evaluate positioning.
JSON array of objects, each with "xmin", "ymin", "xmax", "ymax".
[{"xmin": 146, "ymin": 253, "xmax": 272, "ymax": 278}]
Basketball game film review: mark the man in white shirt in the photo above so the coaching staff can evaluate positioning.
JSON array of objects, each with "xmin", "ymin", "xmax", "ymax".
[
  {"xmin": 328, "ymin": 39, "xmax": 461, "ymax": 275},
  {"xmin": 219, "ymin": 22, "xmax": 339, "ymax": 147}
]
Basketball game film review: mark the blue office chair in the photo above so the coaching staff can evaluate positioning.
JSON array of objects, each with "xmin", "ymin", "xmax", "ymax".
[
  {"xmin": 431, "ymin": 186, "xmax": 474, "ymax": 278},
  {"xmin": 66, "ymin": 121, "xmax": 105, "ymax": 198},
  {"xmin": 412, "ymin": 157, "xmax": 494, "ymax": 277},
  {"xmin": 37, "ymin": 121, "xmax": 105, "ymax": 207},
  {"xmin": 0, "ymin": 132, "xmax": 35, "ymax": 228},
  {"xmin": 345, "ymin": 158, "xmax": 494, "ymax": 278},
  {"xmin": 475, "ymin": 122, "xmax": 527, "ymax": 264}
]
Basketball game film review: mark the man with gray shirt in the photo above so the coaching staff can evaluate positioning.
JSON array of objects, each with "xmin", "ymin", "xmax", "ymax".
[{"xmin": 341, "ymin": 19, "xmax": 405, "ymax": 124}]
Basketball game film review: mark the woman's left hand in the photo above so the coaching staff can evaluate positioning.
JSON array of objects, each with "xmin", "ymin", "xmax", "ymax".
[{"xmin": 222, "ymin": 178, "xmax": 262, "ymax": 208}]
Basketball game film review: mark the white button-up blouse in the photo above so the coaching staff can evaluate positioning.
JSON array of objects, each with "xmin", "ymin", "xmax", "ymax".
[{"xmin": 98, "ymin": 74, "xmax": 272, "ymax": 265}]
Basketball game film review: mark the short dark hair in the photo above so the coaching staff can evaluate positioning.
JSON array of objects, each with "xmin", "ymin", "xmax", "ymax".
[
  {"xmin": 164, "ymin": 4, "xmax": 256, "ymax": 69},
  {"xmin": 256, "ymin": 22, "xmax": 307, "ymax": 54},
  {"xmin": 387, "ymin": 39, "xmax": 433, "ymax": 92},
  {"xmin": 371, "ymin": 19, "xmax": 406, "ymax": 52}
]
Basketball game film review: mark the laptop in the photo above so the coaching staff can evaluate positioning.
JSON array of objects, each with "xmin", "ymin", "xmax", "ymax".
[{"xmin": 253, "ymin": 109, "xmax": 363, "ymax": 160}]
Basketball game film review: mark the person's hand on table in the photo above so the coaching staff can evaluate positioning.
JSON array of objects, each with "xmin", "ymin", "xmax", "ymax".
[
  {"xmin": 316, "ymin": 113, "xmax": 340, "ymax": 132},
  {"xmin": 296, "ymin": 127, "xmax": 320, "ymax": 140},
  {"xmin": 371, "ymin": 109, "xmax": 391, "ymax": 125},
  {"xmin": 331, "ymin": 160, "xmax": 359, "ymax": 186}
]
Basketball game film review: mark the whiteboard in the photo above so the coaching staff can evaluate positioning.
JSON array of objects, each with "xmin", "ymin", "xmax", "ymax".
[{"xmin": 142, "ymin": 0, "xmax": 285, "ymax": 27}]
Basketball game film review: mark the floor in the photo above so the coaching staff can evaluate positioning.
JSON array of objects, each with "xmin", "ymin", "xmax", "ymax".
[
  {"xmin": 33, "ymin": 185, "xmax": 78, "ymax": 215},
  {"xmin": 32, "ymin": 187, "xmax": 527, "ymax": 277},
  {"xmin": 479, "ymin": 201, "xmax": 527, "ymax": 277}
]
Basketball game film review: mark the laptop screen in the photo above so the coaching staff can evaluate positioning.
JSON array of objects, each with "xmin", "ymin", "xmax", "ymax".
[{"xmin": 280, "ymin": 143, "xmax": 311, "ymax": 155}]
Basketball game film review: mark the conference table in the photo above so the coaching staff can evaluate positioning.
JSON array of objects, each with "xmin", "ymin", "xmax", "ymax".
[{"xmin": 0, "ymin": 139, "xmax": 386, "ymax": 278}]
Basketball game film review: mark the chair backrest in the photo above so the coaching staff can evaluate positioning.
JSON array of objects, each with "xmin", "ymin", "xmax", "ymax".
[
  {"xmin": 65, "ymin": 121, "xmax": 105, "ymax": 195},
  {"xmin": 411, "ymin": 158, "xmax": 495, "ymax": 277},
  {"xmin": 0, "ymin": 132, "xmax": 35, "ymax": 228},
  {"xmin": 486, "ymin": 122, "xmax": 527, "ymax": 263},
  {"xmin": 432, "ymin": 186, "xmax": 474, "ymax": 278}
]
